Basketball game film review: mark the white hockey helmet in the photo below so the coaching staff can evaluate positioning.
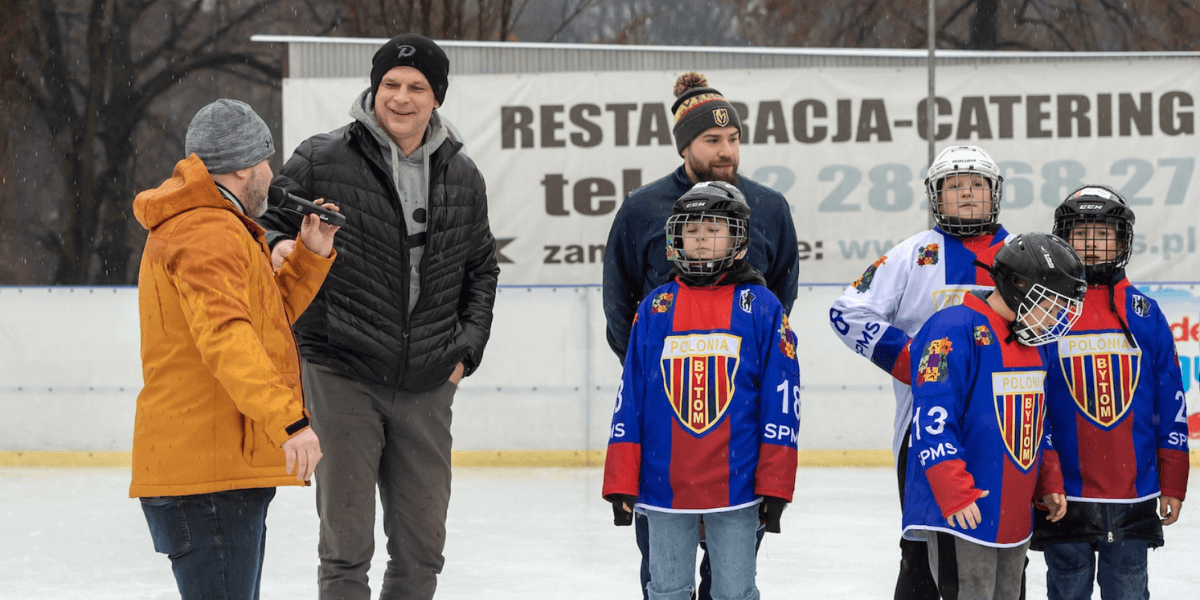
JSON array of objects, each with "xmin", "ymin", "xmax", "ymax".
[{"xmin": 925, "ymin": 145, "xmax": 1003, "ymax": 237}]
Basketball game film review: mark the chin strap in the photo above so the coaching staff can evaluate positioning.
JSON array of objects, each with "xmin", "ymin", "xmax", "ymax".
[{"xmin": 1106, "ymin": 283, "xmax": 1137, "ymax": 348}]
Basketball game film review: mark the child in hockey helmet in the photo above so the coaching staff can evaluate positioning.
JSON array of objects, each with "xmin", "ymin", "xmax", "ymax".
[
  {"xmin": 1052, "ymin": 184, "xmax": 1135, "ymax": 283},
  {"xmin": 926, "ymin": 145, "xmax": 1003, "ymax": 237},
  {"xmin": 665, "ymin": 180, "xmax": 751, "ymax": 282},
  {"xmin": 989, "ymin": 232, "xmax": 1087, "ymax": 346}
]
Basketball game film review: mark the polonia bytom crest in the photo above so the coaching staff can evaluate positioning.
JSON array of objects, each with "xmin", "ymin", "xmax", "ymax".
[
  {"xmin": 1057, "ymin": 333, "xmax": 1140, "ymax": 428},
  {"xmin": 661, "ymin": 333, "xmax": 740, "ymax": 435},
  {"xmin": 992, "ymin": 370, "xmax": 1047, "ymax": 471},
  {"xmin": 712, "ymin": 108, "xmax": 730, "ymax": 127}
]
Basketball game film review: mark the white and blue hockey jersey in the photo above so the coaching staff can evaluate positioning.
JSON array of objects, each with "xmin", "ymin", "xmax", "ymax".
[{"xmin": 829, "ymin": 226, "xmax": 1009, "ymax": 460}]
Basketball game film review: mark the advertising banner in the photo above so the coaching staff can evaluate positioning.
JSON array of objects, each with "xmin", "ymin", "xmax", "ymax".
[{"xmin": 283, "ymin": 60, "xmax": 1198, "ymax": 287}]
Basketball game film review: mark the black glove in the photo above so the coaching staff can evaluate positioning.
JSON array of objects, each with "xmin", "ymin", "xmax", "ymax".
[
  {"xmin": 759, "ymin": 496, "xmax": 788, "ymax": 533},
  {"xmin": 607, "ymin": 494, "xmax": 637, "ymax": 526}
]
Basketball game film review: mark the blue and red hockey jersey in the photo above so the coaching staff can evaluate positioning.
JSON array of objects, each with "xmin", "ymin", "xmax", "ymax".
[
  {"xmin": 1041, "ymin": 279, "xmax": 1189, "ymax": 503},
  {"xmin": 902, "ymin": 292, "xmax": 1063, "ymax": 547},
  {"xmin": 602, "ymin": 279, "xmax": 801, "ymax": 512}
]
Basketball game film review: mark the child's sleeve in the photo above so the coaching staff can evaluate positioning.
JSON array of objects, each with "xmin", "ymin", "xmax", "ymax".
[
  {"xmin": 828, "ymin": 240, "xmax": 919, "ymax": 384},
  {"xmin": 602, "ymin": 301, "xmax": 647, "ymax": 501},
  {"xmin": 1149, "ymin": 305, "xmax": 1189, "ymax": 500},
  {"xmin": 755, "ymin": 303, "xmax": 801, "ymax": 502},
  {"xmin": 909, "ymin": 318, "xmax": 984, "ymax": 518}
]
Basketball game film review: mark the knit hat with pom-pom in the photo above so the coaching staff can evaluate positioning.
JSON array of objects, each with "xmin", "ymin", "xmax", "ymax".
[{"xmin": 670, "ymin": 71, "xmax": 742, "ymax": 156}]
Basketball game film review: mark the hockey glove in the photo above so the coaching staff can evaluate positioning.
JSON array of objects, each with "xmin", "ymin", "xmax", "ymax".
[
  {"xmin": 607, "ymin": 494, "xmax": 637, "ymax": 526},
  {"xmin": 760, "ymin": 496, "xmax": 788, "ymax": 533}
]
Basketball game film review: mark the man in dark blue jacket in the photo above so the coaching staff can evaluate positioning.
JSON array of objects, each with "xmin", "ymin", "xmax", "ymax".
[
  {"xmin": 601, "ymin": 71, "xmax": 799, "ymax": 600},
  {"xmin": 603, "ymin": 72, "xmax": 799, "ymax": 366}
]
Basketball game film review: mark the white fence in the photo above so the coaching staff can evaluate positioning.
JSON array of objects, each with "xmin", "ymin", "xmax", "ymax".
[{"xmin": 2, "ymin": 284, "xmax": 1197, "ymax": 455}]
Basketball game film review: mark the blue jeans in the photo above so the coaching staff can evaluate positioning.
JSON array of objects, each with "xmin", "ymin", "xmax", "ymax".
[
  {"xmin": 644, "ymin": 506, "xmax": 760, "ymax": 600},
  {"xmin": 636, "ymin": 511, "xmax": 766, "ymax": 600},
  {"xmin": 140, "ymin": 488, "xmax": 276, "ymax": 600},
  {"xmin": 1044, "ymin": 539, "xmax": 1150, "ymax": 600}
]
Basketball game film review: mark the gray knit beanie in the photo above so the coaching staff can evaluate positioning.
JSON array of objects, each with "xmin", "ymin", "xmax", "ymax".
[{"xmin": 185, "ymin": 99, "xmax": 275, "ymax": 174}]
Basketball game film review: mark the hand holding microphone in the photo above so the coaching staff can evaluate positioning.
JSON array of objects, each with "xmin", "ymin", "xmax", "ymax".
[{"xmin": 268, "ymin": 186, "xmax": 347, "ymax": 227}]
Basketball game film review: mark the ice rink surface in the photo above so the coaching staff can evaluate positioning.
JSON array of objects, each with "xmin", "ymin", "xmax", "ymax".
[{"xmin": 3, "ymin": 466, "xmax": 1196, "ymax": 599}]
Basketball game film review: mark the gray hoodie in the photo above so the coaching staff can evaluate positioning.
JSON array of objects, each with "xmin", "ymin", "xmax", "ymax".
[{"xmin": 350, "ymin": 89, "xmax": 449, "ymax": 315}]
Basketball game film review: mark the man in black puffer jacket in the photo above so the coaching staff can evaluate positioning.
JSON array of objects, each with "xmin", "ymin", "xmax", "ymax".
[{"xmin": 259, "ymin": 34, "xmax": 498, "ymax": 600}]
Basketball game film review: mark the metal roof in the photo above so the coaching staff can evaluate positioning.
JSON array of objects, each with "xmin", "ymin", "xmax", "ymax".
[{"xmin": 251, "ymin": 35, "xmax": 1200, "ymax": 78}]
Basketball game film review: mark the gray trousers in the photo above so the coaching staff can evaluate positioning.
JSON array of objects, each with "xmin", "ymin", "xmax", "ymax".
[
  {"xmin": 304, "ymin": 361, "xmax": 456, "ymax": 600},
  {"xmin": 926, "ymin": 532, "xmax": 1030, "ymax": 600}
]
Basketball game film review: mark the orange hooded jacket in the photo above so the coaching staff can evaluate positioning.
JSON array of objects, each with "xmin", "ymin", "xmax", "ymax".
[{"xmin": 130, "ymin": 155, "xmax": 334, "ymax": 497}]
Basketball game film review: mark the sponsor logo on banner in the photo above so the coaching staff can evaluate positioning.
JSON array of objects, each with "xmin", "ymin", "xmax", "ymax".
[
  {"xmin": 1058, "ymin": 333, "xmax": 1141, "ymax": 428},
  {"xmin": 661, "ymin": 333, "xmax": 741, "ymax": 435},
  {"xmin": 917, "ymin": 244, "xmax": 939, "ymax": 266},
  {"xmin": 992, "ymin": 370, "xmax": 1047, "ymax": 471}
]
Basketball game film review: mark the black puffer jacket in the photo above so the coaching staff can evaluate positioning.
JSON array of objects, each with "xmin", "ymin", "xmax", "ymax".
[
  {"xmin": 1031, "ymin": 498, "xmax": 1164, "ymax": 550},
  {"xmin": 259, "ymin": 121, "xmax": 499, "ymax": 392}
]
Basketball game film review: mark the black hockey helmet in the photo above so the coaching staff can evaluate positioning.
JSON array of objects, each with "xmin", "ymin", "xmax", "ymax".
[
  {"xmin": 991, "ymin": 232, "xmax": 1087, "ymax": 346},
  {"xmin": 1052, "ymin": 184, "xmax": 1135, "ymax": 283},
  {"xmin": 666, "ymin": 181, "xmax": 750, "ymax": 277}
]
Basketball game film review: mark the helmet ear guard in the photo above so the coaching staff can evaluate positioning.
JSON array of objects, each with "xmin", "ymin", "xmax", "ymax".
[
  {"xmin": 987, "ymin": 233, "xmax": 1087, "ymax": 346},
  {"xmin": 666, "ymin": 181, "xmax": 751, "ymax": 278},
  {"xmin": 925, "ymin": 145, "xmax": 1003, "ymax": 237}
]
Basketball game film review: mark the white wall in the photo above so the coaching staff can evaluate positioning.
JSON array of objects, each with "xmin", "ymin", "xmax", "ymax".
[{"xmin": 0, "ymin": 285, "xmax": 895, "ymax": 453}]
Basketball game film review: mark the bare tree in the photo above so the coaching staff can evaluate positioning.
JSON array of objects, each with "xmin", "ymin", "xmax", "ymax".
[
  {"xmin": 335, "ymin": 0, "xmax": 555, "ymax": 41},
  {"xmin": 724, "ymin": 0, "xmax": 1200, "ymax": 51},
  {"xmin": 0, "ymin": 0, "xmax": 336, "ymax": 284}
]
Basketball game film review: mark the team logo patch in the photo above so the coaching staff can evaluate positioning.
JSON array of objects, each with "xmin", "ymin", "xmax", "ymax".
[
  {"xmin": 1057, "ymin": 333, "xmax": 1140, "ymax": 428},
  {"xmin": 777, "ymin": 315, "xmax": 797, "ymax": 360},
  {"xmin": 1131, "ymin": 295, "xmax": 1150, "ymax": 317},
  {"xmin": 916, "ymin": 338, "xmax": 952, "ymax": 385},
  {"xmin": 973, "ymin": 325, "xmax": 993, "ymax": 346},
  {"xmin": 651, "ymin": 292, "xmax": 674, "ymax": 314},
  {"xmin": 992, "ymin": 371, "xmax": 1047, "ymax": 472},
  {"xmin": 916, "ymin": 244, "xmax": 939, "ymax": 266},
  {"xmin": 852, "ymin": 256, "xmax": 887, "ymax": 293},
  {"xmin": 713, "ymin": 108, "xmax": 730, "ymax": 127},
  {"xmin": 740, "ymin": 289, "xmax": 755, "ymax": 313},
  {"xmin": 661, "ymin": 333, "xmax": 741, "ymax": 435}
]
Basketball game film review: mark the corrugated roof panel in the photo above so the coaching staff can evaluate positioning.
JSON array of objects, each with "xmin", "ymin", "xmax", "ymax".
[{"xmin": 253, "ymin": 36, "xmax": 1200, "ymax": 78}]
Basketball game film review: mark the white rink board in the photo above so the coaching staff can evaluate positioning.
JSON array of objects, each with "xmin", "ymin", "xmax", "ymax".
[{"xmin": 1, "ymin": 285, "xmax": 1198, "ymax": 453}]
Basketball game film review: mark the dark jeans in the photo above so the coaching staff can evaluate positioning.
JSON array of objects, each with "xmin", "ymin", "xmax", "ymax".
[
  {"xmin": 140, "ymin": 488, "xmax": 276, "ymax": 600},
  {"xmin": 305, "ymin": 361, "xmax": 456, "ymax": 600},
  {"xmin": 635, "ymin": 511, "xmax": 766, "ymax": 600},
  {"xmin": 1044, "ymin": 539, "xmax": 1150, "ymax": 600}
]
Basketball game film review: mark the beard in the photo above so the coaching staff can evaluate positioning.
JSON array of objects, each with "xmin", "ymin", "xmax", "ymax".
[
  {"xmin": 688, "ymin": 157, "xmax": 739, "ymax": 185},
  {"xmin": 243, "ymin": 170, "xmax": 271, "ymax": 218}
]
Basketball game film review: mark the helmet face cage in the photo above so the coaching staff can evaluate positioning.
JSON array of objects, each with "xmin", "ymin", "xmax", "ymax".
[
  {"xmin": 1011, "ymin": 282, "xmax": 1084, "ymax": 346},
  {"xmin": 991, "ymin": 233, "xmax": 1087, "ymax": 346},
  {"xmin": 925, "ymin": 146, "xmax": 1003, "ymax": 237},
  {"xmin": 1052, "ymin": 186, "xmax": 1135, "ymax": 282},
  {"xmin": 666, "ymin": 212, "xmax": 748, "ymax": 277}
]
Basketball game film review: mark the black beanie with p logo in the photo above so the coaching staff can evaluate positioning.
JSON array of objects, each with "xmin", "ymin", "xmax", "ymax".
[{"xmin": 370, "ymin": 34, "xmax": 450, "ymax": 106}]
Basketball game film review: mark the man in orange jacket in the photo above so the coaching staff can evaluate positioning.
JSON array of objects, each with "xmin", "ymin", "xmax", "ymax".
[{"xmin": 130, "ymin": 99, "xmax": 340, "ymax": 600}]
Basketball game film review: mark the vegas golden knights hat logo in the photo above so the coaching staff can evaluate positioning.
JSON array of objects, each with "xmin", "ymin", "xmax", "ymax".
[
  {"xmin": 712, "ymin": 108, "xmax": 730, "ymax": 127},
  {"xmin": 992, "ymin": 371, "xmax": 1046, "ymax": 472},
  {"xmin": 661, "ymin": 333, "xmax": 741, "ymax": 435}
]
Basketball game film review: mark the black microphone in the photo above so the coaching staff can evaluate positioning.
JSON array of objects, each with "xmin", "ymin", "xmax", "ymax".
[{"xmin": 268, "ymin": 186, "xmax": 346, "ymax": 227}]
